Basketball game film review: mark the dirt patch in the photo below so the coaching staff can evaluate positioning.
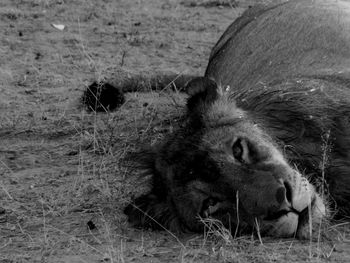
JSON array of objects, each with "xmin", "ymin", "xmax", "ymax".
[{"xmin": 0, "ymin": 0, "xmax": 349, "ymax": 262}]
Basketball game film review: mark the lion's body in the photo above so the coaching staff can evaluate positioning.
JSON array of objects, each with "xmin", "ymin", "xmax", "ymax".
[{"xmin": 86, "ymin": 0, "xmax": 350, "ymax": 238}]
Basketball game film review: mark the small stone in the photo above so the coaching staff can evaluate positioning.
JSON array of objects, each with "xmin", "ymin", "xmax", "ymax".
[
  {"xmin": 0, "ymin": 207, "xmax": 5, "ymax": 214},
  {"xmin": 87, "ymin": 220, "xmax": 96, "ymax": 230}
]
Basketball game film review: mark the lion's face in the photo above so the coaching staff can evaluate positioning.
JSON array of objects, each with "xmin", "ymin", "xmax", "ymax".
[
  {"xmin": 168, "ymin": 113, "xmax": 325, "ymax": 238},
  {"xmin": 125, "ymin": 77, "xmax": 326, "ymax": 238}
]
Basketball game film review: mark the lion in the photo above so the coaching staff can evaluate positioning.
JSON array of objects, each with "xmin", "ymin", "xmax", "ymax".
[{"xmin": 83, "ymin": 0, "xmax": 350, "ymax": 238}]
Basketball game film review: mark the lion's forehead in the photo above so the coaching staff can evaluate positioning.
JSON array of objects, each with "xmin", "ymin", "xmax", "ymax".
[
  {"xmin": 201, "ymin": 120, "xmax": 261, "ymax": 142},
  {"xmin": 201, "ymin": 123, "xmax": 282, "ymax": 158}
]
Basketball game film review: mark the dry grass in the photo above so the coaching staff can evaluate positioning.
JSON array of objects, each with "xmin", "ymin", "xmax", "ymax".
[{"xmin": 0, "ymin": 0, "xmax": 349, "ymax": 262}]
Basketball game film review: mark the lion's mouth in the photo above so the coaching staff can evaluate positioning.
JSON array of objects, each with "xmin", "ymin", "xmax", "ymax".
[
  {"xmin": 263, "ymin": 206, "xmax": 303, "ymax": 221},
  {"xmin": 200, "ymin": 197, "xmax": 222, "ymax": 217},
  {"xmin": 200, "ymin": 196, "xmax": 316, "ymax": 238},
  {"xmin": 262, "ymin": 199, "xmax": 315, "ymax": 238},
  {"xmin": 264, "ymin": 209, "xmax": 290, "ymax": 221}
]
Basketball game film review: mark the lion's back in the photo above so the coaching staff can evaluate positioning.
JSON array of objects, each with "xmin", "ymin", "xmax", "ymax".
[{"xmin": 206, "ymin": 0, "xmax": 350, "ymax": 91}]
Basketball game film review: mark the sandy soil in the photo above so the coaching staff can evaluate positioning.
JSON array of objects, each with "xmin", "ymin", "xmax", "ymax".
[{"xmin": 0, "ymin": 0, "xmax": 349, "ymax": 262}]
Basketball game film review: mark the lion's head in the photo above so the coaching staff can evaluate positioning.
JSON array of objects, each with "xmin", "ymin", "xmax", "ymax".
[{"xmin": 125, "ymin": 77, "xmax": 326, "ymax": 238}]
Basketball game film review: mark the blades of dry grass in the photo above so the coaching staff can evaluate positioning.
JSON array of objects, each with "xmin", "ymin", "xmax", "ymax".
[
  {"xmin": 254, "ymin": 218, "xmax": 264, "ymax": 246},
  {"xmin": 308, "ymin": 198, "xmax": 313, "ymax": 259},
  {"xmin": 199, "ymin": 216, "xmax": 233, "ymax": 245},
  {"xmin": 315, "ymin": 129, "xmax": 331, "ymax": 259},
  {"xmin": 234, "ymin": 190, "xmax": 240, "ymax": 239},
  {"xmin": 126, "ymin": 203, "xmax": 186, "ymax": 249},
  {"xmin": 0, "ymin": 181, "xmax": 13, "ymax": 200}
]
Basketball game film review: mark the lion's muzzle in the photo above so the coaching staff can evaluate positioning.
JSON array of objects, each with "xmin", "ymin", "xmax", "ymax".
[{"xmin": 258, "ymin": 170, "xmax": 326, "ymax": 238}]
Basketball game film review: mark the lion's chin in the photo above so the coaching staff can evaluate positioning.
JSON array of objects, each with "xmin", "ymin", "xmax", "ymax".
[
  {"xmin": 263, "ymin": 212, "xmax": 299, "ymax": 237},
  {"xmin": 262, "ymin": 193, "xmax": 326, "ymax": 239}
]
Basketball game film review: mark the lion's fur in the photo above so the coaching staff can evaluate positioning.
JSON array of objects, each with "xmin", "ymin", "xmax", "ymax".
[
  {"xmin": 83, "ymin": 73, "xmax": 194, "ymax": 112},
  {"xmin": 234, "ymin": 80, "xmax": 350, "ymax": 215},
  {"xmin": 207, "ymin": 0, "xmax": 350, "ymax": 90}
]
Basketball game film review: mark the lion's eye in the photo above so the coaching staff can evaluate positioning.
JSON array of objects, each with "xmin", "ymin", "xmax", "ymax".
[{"xmin": 232, "ymin": 138, "xmax": 244, "ymax": 163}]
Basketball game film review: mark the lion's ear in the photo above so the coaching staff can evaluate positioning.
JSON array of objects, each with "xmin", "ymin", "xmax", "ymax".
[
  {"xmin": 185, "ymin": 77, "xmax": 219, "ymax": 113},
  {"xmin": 124, "ymin": 193, "xmax": 182, "ymax": 232}
]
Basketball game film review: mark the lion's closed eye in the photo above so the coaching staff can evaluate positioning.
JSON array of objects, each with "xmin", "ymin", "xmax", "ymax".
[{"xmin": 232, "ymin": 138, "xmax": 244, "ymax": 162}]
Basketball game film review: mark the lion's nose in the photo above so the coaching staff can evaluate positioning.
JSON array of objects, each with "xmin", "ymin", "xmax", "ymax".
[
  {"xmin": 263, "ymin": 181, "xmax": 294, "ymax": 220},
  {"xmin": 275, "ymin": 181, "xmax": 293, "ymax": 206}
]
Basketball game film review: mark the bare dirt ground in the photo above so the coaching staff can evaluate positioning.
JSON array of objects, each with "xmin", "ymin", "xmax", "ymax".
[{"xmin": 0, "ymin": 0, "xmax": 349, "ymax": 262}]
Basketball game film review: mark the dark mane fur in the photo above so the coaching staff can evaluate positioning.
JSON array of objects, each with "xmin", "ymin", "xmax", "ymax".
[{"xmin": 232, "ymin": 76, "xmax": 350, "ymax": 215}]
